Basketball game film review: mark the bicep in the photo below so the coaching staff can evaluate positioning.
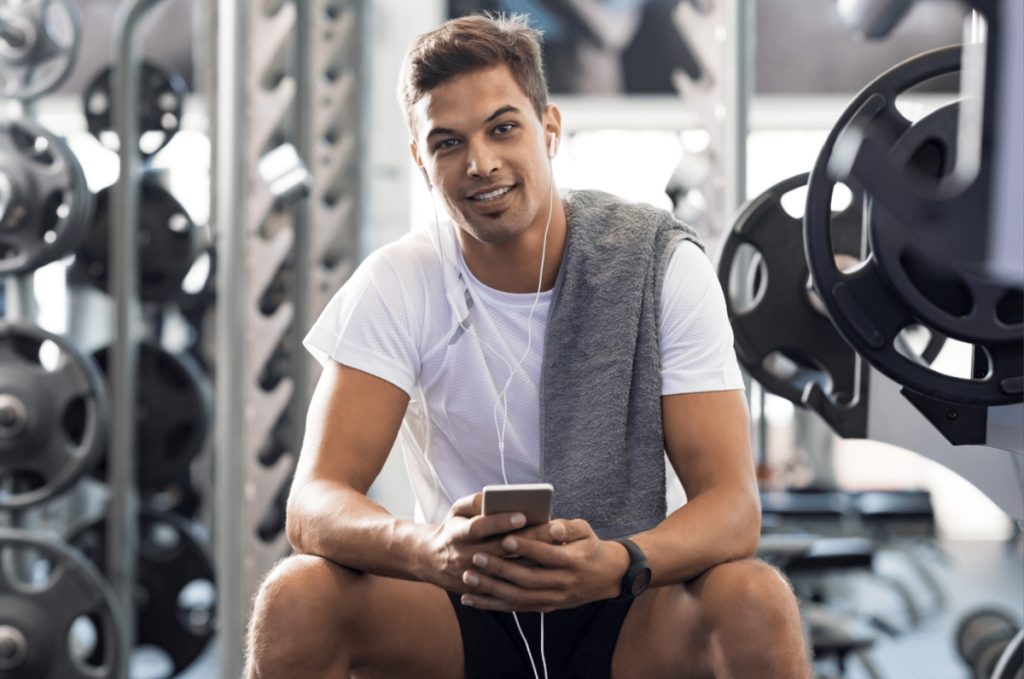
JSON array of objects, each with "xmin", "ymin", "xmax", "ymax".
[
  {"xmin": 294, "ymin": 361, "xmax": 410, "ymax": 495},
  {"xmin": 662, "ymin": 389, "xmax": 756, "ymax": 500}
]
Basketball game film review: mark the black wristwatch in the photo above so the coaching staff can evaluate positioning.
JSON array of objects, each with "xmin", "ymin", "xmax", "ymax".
[{"xmin": 611, "ymin": 538, "xmax": 651, "ymax": 601}]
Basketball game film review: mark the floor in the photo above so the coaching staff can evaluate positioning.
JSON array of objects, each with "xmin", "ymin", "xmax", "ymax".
[{"xmin": 168, "ymin": 539, "xmax": 1022, "ymax": 679}]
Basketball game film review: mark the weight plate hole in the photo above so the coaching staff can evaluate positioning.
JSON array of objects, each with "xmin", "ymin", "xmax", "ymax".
[
  {"xmin": 68, "ymin": 613, "xmax": 103, "ymax": 669},
  {"xmin": 140, "ymin": 131, "xmax": 167, "ymax": 156},
  {"xmin": 38, "ymin": 339, "xmax": 61, "ymax": 372},
  {"xmin": 41, "ymin": 192, "xmax": 62, "ymax": 232},
  {"xmin": 87, "ymin": 91, "xmax": 109, "ymax": 115},
  {"xmin": 178, "ymin": 578, "xmax": 216, "ymax": 633},
  {"xmin": 181, "ymin": 251, "xmax": 211, "ymax": 295},
  {"xmin": 995, "ymin": 289, "xmax": 1023, "ymax": 326},
  {"xmin": 144, "ymin": 521, "xmax": 181, "ymax": 555},
  {"xmin": 726, "ymin": 243, "xmax": 767, "ymax": 314},
  {"xmin": 167, "ymin": 212, "xmax": 190, "ymax": 234},
  {"xmin": 62, "ymin": 396, "xmax": 86, "ymax": 445}
]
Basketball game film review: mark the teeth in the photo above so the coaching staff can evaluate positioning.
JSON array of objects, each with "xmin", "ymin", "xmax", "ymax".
[{"xmin": 471, "ymin": 186, "xmax": 511, "ymax": 201}]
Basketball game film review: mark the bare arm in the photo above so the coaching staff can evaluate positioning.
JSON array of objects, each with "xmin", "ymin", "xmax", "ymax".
[
  {"xmin": 287, "ymin": 361, "xmax": 525, "ymax": 586},
  {"xmin": 630, "ymin": 388, "xmax": 761, "ymax": 585}
]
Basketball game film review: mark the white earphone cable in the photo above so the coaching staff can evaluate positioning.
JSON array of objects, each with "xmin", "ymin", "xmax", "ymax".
[{"xmin": 426, "ymin": 134, "xmax": 556, "ymax": 679}]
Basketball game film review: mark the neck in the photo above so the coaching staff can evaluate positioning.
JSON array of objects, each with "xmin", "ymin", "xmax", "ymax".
[{"xmin": 459, "ymin": 197, "xmax": 567, "ymax": 294}]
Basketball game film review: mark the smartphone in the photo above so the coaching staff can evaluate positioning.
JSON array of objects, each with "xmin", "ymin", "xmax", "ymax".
[{"xmin": 482, "ymin": 483, "xmax": 553, "ymax": 528}]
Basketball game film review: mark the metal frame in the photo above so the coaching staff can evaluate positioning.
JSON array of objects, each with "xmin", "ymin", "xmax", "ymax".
[
  {"xmin": 214, "ymin": 2, "xmax": 364, "ymax": 675},
  {"xmin": 109, "ymin": 1, "xmax": 173, "ymax": 672}
]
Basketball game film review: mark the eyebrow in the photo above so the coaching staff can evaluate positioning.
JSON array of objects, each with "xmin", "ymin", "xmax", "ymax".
[{"xmin": 425, "ymin": 105, "xmax": 522, "ymax": 140}]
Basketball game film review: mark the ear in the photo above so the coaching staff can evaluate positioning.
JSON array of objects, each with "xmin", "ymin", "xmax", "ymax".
[
  {"xmin": 543, "ymin": 103, "xmax": 563, "ymax": 159},
  {"xmin": 410, "ymin": 141, "xmax": 431, "ymax": 189}
]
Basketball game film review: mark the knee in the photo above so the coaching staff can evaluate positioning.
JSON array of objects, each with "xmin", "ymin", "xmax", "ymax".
[
  {"xmin": 697, "ymin": 559, "xmax": 801, "ymax": 632},
  {"xmin": 247, "ymin": 554, "xmax": 360, "ymax": 672}
]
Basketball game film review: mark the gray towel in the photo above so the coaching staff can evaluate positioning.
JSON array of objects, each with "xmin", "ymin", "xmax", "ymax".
[{"xmin": 540, "ymin": 189, "xmax": 702, "ymax": 539}]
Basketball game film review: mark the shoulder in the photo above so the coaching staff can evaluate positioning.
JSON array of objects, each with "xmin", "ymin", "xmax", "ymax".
[{"xmin": 353, "ymin": 228, "xmax": 445, "ymax": 297}]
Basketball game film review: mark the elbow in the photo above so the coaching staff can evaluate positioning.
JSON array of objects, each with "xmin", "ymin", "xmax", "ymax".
[
  {"xmin": 284, "ymin": 486, "xmax": 308, "ymax": 553},
  {"xmin": 731, "ymin": 490, "xmax": 761, "ymax": 560}
]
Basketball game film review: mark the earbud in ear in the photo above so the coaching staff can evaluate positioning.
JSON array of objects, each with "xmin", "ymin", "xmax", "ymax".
[{"xmin": 548, "ymin": 132, "xmax": 557, "ymax": 159}]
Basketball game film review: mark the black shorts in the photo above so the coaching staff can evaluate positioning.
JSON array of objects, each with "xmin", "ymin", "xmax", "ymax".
[{"xmin": 446, "ymin": 592, "xmax": 634, "ymax": 679}]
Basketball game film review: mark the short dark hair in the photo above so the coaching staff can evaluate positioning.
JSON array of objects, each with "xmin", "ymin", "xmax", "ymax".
[{"xmin": 398, "ymin": 13, "xmax": 549, "ymax": 133}]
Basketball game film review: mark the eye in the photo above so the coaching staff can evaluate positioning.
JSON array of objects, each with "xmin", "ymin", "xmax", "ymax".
[
  {"xmin": 434, "ymin": 138, "xmax": 459, "ymax": 152},
  {"xmin": 492, "ymin": 122, "xmax": 515, "ymax": 136}
]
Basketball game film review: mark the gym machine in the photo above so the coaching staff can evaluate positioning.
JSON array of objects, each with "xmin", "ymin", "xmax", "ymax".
[{"xmin": 719, "ymin": 1, "xmax": 1022, "ymax": 677}]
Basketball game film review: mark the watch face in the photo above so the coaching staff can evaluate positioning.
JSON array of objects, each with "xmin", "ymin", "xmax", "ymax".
[{"xmin": 631, "ymin": 567, "xmax": 652, "ymax": 596}]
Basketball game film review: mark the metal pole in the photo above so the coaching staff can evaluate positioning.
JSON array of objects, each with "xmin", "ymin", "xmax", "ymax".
[
  {"xmin": 111, "ymin": 1, "xmax": 167, "ymax": 673},
  {"xmin": 214, "ymin": 0, "xmax": 248, "ymax": 675}
]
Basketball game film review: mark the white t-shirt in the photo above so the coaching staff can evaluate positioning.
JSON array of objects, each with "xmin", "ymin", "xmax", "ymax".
[{"xmin": 303, "ymin": 224, "xmax": 744, "ymax": 524}]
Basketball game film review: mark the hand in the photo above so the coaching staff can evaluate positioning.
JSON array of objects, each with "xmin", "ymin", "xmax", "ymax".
[
  {"xmin": 459, "ymin": 519, "xmax": 630, "ymax": 613},
  {"xmin": 424, "ymin": 492, "xmax": 529, "ymax": 593}
]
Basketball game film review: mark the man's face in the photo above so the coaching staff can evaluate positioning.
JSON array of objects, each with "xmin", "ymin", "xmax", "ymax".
[{"xmin": 411, "ymin": 65, "xmax": 559, "ymax": 246}]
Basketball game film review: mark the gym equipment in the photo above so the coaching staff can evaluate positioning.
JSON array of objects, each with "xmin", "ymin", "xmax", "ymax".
[
  {"xmin": 804, "ymin": 45, "xmax": 1023, "ymax": 407},
  {"xmin": 0, "ymin": 117, "xmax": 94, "ymax": 275},
  {"xmin": 0, "ymin": 527, "xmax": 125, "ymax": 678},
  {"xmin": 72, "ymin": 177, "xmax": 200, "ymax": 303},
  {"xmin": 956, "ymin": 608, "xmax": 1023, "ymax": 679},
  {"xmin": 0, "ymin": 0, "xmax": 81, "ymax": 101},
  {"xmin": 83, "ymin": 62, "xmax": 187, "ymax": 158},
  {"xmin": 835, "ymin": 0, "xmax": 915, "ymax": 40},
  {"xmin": 722, "ymin": 173, "xmax": 868, "ymax": 437},
  {"xmin": 0, "ymin": 322, "xmax": 108, "ymax": 509},
  {"xmin": 69, "ymin": 508, "xmax": 216, "ymax": 677},
  {"xmin": 719, "ymin": 172, "xmax": 945, "ymax": 436},
  {"xmin": 92, "ymin": 341, "xmax": 212, "ymax": 490}
]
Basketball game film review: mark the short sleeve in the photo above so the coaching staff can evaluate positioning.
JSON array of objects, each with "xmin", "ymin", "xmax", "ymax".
[
  {"xmin": 659, "ymin": 240, "xmax": 745, "ymax": 395},
  {"xmin": 303, "ymin": 248, "xmax": 423, "ymax": 396}
]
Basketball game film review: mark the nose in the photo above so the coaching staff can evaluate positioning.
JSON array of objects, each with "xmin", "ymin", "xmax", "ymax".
[{"xmin": 465, "ymin": 138, "xmax": 500, "ymax": 178}]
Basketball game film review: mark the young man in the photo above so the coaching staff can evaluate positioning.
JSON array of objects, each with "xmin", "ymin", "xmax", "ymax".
[{"xmin": 247, "ymin": 14, "xmax": 810, "ymax": 679}]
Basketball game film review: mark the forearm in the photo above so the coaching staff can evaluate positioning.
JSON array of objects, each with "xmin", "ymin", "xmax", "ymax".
[
  {"xmin": 630, "ymin": 487, "xmax": 760, "ymax": 587},
  {"xmin": 286, "ymin": 479, "xmax": 436, "ymax": 583}
]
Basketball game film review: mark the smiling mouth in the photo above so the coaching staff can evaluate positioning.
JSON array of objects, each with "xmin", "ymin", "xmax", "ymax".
[{"xmin": 468, "ymin": 185, "xmax": 515, "ymax": 202}]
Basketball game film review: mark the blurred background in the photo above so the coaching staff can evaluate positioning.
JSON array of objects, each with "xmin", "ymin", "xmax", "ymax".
[{"xmin": 0, "ymin": 1, "xmax": 1020, "ymax": 678}]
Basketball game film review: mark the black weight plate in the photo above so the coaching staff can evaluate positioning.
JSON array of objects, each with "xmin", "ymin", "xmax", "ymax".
[
  {"xmin": 0, "ymin": 527, "xmax": 125, "ymax": 678},
  {"xmin": 804, "ymin": 46, "xmax": 1023, "ymax": 406},
  {"xmin": 0, "ymin": 322, "xmax": 108, "ymax": 509},
  {"xmin": 869, "ymin": 101, "xmax": 1022, "ymax": 345},
  {"xmin": 719, "ymin": 173, "xmax": 868, "ymax": 437},
  {"xmin": 73, "ymin": 178, "xmax": 199, "ymax": 303},
  {"xmin": 83, "ymin": 62, "xmax": 186, "ymax": 158},
  {"xmin": 0, "ymin": 117, "xmax": 94, "ymax": 275},
  {"xmin": 92, "ymin": 342, "xmax": 212, "ymax": 490},
  {"xmin": 69, "ymin": 508, "xmax": 216, "ymax": 677},
  {"xmin": 0, "ymin": 0, "xmax": 82, "ymax": 101}
]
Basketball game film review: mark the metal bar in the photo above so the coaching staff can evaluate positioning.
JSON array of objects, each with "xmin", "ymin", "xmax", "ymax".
[
  {"xmin": 110, "ymin": 0, "xmax": 168, "ymax": 673},
  {"xmin": 214, "ymin": 0, "xmax": 248, "ymax": 675}
]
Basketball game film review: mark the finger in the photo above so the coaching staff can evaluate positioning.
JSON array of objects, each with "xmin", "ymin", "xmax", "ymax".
[
  {"xmin": 460, "ymin": 592, "xmax": 557, "ymax": 614},
  {"xmin": 461, "ymin": 511, "xmax": 527, "ymax": 542},
  {"xmin": 461, "ymin": 570, "xmax": 561, "ymax": 610},
  {"xmin": 450, "ymin": 493, "xmax": 483, "ymax": 518},
  {"xmin": 540, "ymin": 519, "xmax": 593, "ymax": 544},
  {"xmin": 469, "ymin": 552, "xmax": 568, "ymax": 590},
  {"xmin": 500, "ymin": 535, "xmax": 574, "ymax": 568}
]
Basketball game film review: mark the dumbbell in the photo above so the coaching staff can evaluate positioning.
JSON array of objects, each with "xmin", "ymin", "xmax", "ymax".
[{"xmin": 956, "ymin": 608, "xmax": 1022, "ymax": 679}]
